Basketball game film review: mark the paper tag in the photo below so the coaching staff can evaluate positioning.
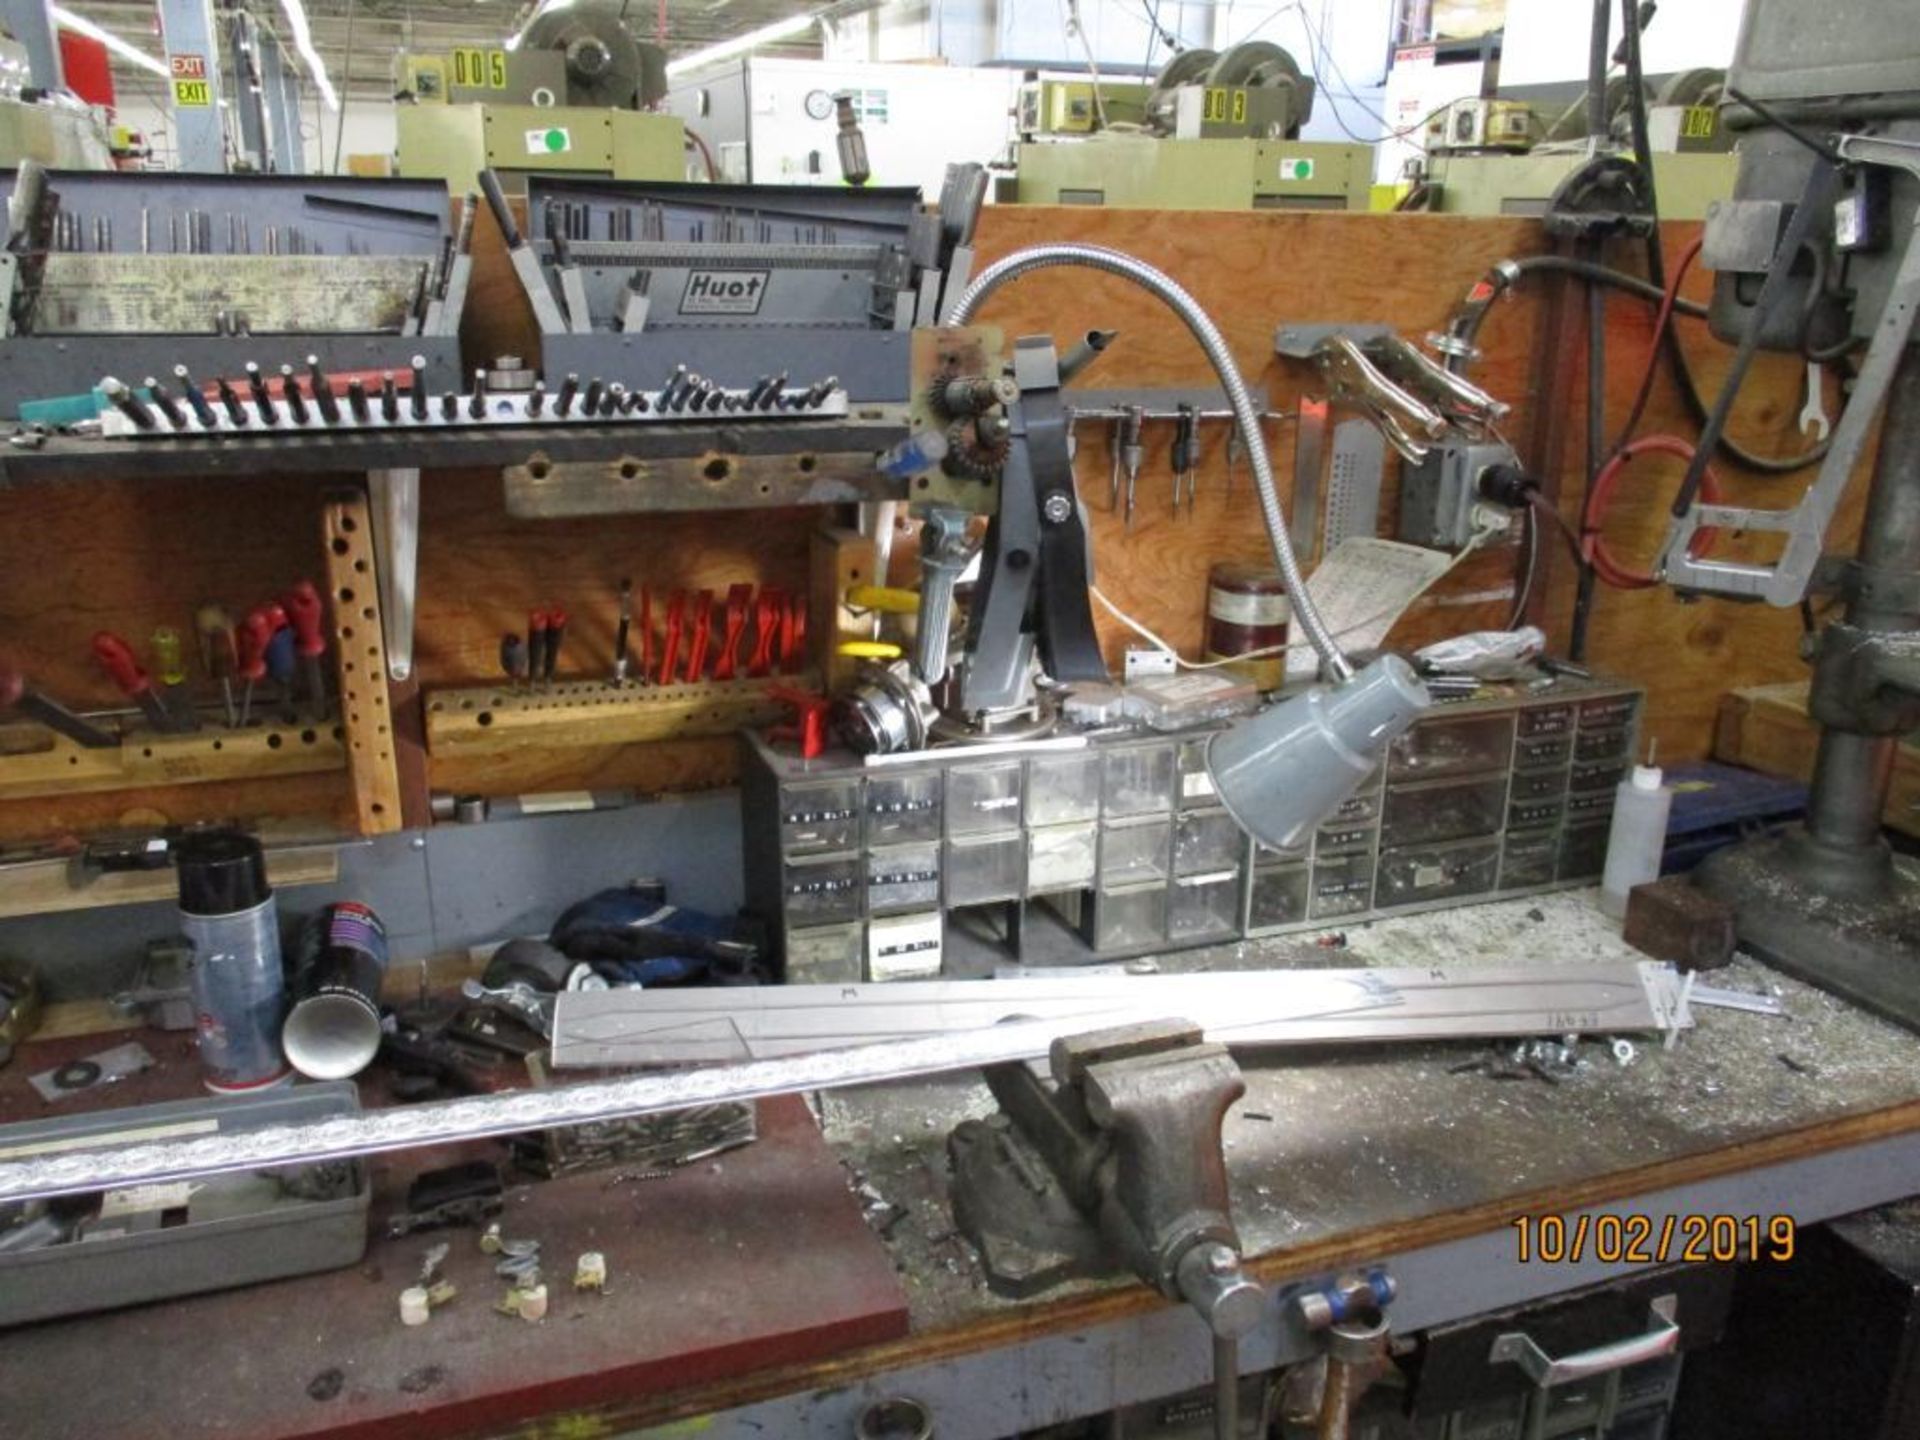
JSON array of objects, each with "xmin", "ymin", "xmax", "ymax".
[
  {"xmin": 525, "ymin": 126, "xmax": 571, "ymax": 156},
  {"xmin": 1277, "ymin": 156, "xmax": 1316, "ymax": 181},
  {"xmin": 1285, "ymin": 538, "xmax": 1455, "ymax": 680},
  {"xmin": 101, "ymin": 1181, "xmax": 197, "ymax": 1219}
]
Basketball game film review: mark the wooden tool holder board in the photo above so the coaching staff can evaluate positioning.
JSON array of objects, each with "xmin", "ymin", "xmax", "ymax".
[{"xmin": 0, "ymin": 207, "xmax": 1857, "ymax": 852}]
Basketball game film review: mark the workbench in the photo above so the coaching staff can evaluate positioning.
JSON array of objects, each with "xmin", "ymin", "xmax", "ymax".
[{"xmin": 5, "ymin": 888, "xmax": 1919, "ymax": 1440}]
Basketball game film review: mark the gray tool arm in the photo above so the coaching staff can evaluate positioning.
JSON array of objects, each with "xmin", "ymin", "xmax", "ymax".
[{"xmin": 1657, "ymin": 134, "xmax": 1920, "ymax": 606}]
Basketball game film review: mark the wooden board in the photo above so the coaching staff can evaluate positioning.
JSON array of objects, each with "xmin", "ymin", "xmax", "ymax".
[
  {"xmin": 0, "ymin": 205, "xmax": 1852, "ymax": 828},
  {"xmin": 0, "ymin": 719, "xmax": 344, "ymax": 801},
  {"xmin": 324, "ymin": 491, "xmax": 406, "ymax": 834},
  {"xmin": 0, "ymin": 844, "xmax": 338, "ymax": 922},
  {"xmin": 424, "ymin": 674, "xmax": 805, "ymax": 755},
  {"xmin": 1715, "ymin": 681, "xmax": 1920, "ymax": 838},
  {"xmin": 960, "ymin": 208, "xmax": 1850, "ymax": 767}
]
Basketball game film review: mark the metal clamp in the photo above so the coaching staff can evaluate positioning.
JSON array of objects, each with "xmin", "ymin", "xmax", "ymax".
[{"xmin": 1489, "ymin": 1293, "xmax": 1678, "ymax": 1386}]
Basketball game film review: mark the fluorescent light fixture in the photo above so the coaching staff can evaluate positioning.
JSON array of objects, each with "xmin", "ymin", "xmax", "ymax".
[
  {"xmin": 276, "ymin": 0, "xmax": 339, "ymax": 111},
  {"xmin": 49, "ymin": 6, "xmax": 169, "ymax": 78},
  {"xmin": 664, "ymin": 9, "xmax": 824, "ymax": 77}
]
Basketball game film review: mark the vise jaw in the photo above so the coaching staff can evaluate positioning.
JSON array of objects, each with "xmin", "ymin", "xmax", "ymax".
[{"xmin": 948, "ymin": 1018, "xmax": 1262, "ymax": 1336}]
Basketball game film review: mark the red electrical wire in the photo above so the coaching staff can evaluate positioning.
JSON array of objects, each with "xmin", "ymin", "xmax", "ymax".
[
  {"xmin": 1611, "ymin": 234, "xmax": 1705, "ymax": 455},
  {"xmin": 1583, "ymin": 434, "xmax": 1724, "ymax": 589}
]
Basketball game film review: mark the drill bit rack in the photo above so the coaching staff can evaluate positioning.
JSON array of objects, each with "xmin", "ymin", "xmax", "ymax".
[
  {"xmin": 506, "ymin": 172, "xmax": 986, "ymax": 403},
  {"xmin": 423, "ymin": 674, "xmax": 811, "ymax": 757},
  {"xmin": 0, "ymin": 718, "xmax": 347, "ymax": 802},
  {"xmin": 0, "ymin": 167, "xmax": 472, "ymax": 421},
  {"xmin": 94, "ymin": 367, "xmax": 851, "ymax": 440}
]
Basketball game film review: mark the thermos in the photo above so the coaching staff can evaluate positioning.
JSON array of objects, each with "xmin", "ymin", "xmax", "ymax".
[
  {"xmin": 282, "ymin": 901, "xmax": 390, "ymax": 1080},
  {"xmin": 176, "ymin": 829, "xmax": 290, "ymax": 1094}
]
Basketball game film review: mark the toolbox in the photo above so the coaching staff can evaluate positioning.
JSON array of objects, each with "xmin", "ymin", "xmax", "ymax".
[{"xmin": 0, "ymin": 1082, "xmax": 369, "ymax": 1326}]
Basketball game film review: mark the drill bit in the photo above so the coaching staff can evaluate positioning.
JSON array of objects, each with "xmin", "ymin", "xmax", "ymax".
[
  {"xmin": 468, "ymin": 368, "xmax": 488, "ymax": 421},
  {"xmin": 281, "ymin": 364, "xmax": 310, "ymax": 425},
  {"xmin": 247, "ymin": 363, "xmax": 277, "ymax": 424},
  {"xmin": 216, "ymin": 378, "xmax": 249, "ymax": 427},
  {"xmin": 380, "ymin": 372, "xmax": 399, "ymax": 423},
  {"xmin": 409, "ymin": 355, "xmax": 429, "ymax": 421},
  {"xmin": 307, "ymin": 356, "xmax": 340, "ymax": 425},
  {"xmin": 144, "ymin": 376, "xmax": 188, "ymax": 430},
  {"xmin": 173, "ymin": 365, "xmax": 218, "ymax": 428}
]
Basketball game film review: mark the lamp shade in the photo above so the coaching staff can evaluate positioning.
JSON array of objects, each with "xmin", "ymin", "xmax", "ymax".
[{"xmin": 1206, "ymin": 655, "xmax": 1431, "ymax": 854}]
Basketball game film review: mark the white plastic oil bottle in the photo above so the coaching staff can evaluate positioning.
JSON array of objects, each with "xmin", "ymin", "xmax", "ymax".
[{"xmin": 1599, "ymin": 742, "xmax": 1672, "ymax": 920}]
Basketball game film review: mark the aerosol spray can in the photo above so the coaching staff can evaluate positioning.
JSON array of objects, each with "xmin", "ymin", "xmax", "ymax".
[
  {"xmin": 282, "ymin": 901, "xmax": 390, "ymax": 1080},
  {"xmin": 176, "ymin": 829, "xmax": 290, "ymax": 1094}
]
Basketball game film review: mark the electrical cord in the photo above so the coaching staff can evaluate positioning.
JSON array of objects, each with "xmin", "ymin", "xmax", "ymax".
[
  {"xmin": 1611, "ymin": 233, "xmax": 1703, "ymax": 455},
  {"xmin": 1583, "ymin": 434, "xmax": 1725, "ymax": 589}
]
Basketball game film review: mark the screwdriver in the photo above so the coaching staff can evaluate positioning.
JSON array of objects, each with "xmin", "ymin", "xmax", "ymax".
[
  {"xmin": 282, "ymin": 580, "xmax": 329, "ymax": 722},
  {"xmin": 500, "ymin": 633, "xmax": 528, "ymax": 691},
  {"xmin": 543, "ymin": 604, "xmax": 567, "ymax": 687},
  {"xmin": 236, "ymin": 607, "xmax": 273, "ymax": 727},
  {"xmin": 526, "ymin": 608, "xmax": 550, "ymax": 688},
  {"xmin": 91, "ymin": 632, "xmax": 175, "ymax": 733},
  {"xmin": 1119, "ymin": 405, "xmax": 1145, "ymax": 530},
  {"xmin": 613, "ymin": 579, "xmax": 633, "ymax": 684},
  {"xmin": 1171, "ymin": 404, "xmax": 1198, "ymax": 516},
  {"xmin": 0, "ymin": 664, "xmax": 116, "ymax": 747},
  {"xmin": 263, "ymin": 605, "xmax": 297, "ymax": 722},
  {"xmin": 195, "ymin": 603, "xmax": 238, "ymax": 728},
  {"xmin": 149, "ymin": 626, "xmax": 200, "ymax": 731}
]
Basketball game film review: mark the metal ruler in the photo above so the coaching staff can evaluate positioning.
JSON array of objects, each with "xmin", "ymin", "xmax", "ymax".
[
  {"xmin": 550, "ymin": 963, "xmax": 1688, "ymax": 1067},
  {"xmin": 0, "ymin": 963, "xmax": 1685, "ymax": 1206},
  {"xmin": 27, "ymin": 255, "xmax": 428, "ymax": 335}
]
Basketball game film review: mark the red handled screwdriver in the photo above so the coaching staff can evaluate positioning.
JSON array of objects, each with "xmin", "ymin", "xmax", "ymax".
[
  {"xmin": 543, "ymin": 604, "xmax": 567, "ymax": 687},
  {"xmin": 236, "ymin": 607, "xmax": 274, "ymax": 727},
  {"xmin": 282, "ymin": 580, "xmax": 329, "ymax": 721},
  {"xmin": 527, "ymin": 607, "xmax": 550, "ymax": 690},
  {"xmin": 92, "ymin": 632, "xmax": 175, "ymax": 733}
]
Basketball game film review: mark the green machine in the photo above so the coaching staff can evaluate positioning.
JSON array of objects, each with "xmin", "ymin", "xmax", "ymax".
[
  {"xmin": 396, "ymin": 105, "xmax": 684, "ymax": 189},
  {"xmin": 1422, "ymin": 150, "xmax": 1736, "ymax": 220},
  {"xmin": 1014, "ymin": 134, "xmax": 1370, "ymax": 210},
  {"xmin": 1420, "ymin": 70, "xmax": 1737, "ymax": 221},
  {"xmin": 394, "ymin": 1, "xmax": 684, "ymax": 189},
  {"xmin": 1010, "ymin": 43, "xmax": 1371, "ymax": 211}
]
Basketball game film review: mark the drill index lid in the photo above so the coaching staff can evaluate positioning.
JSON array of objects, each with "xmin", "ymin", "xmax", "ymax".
[{"xmin": 175, "ymin": 828, "xmax": 271, "ymax": 916}]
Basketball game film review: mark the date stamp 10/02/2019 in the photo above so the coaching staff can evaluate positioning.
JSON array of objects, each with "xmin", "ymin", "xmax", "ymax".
[{"xmin": 1512, "ymin": 1213, "xmax": 1797, "ymax": 1265}]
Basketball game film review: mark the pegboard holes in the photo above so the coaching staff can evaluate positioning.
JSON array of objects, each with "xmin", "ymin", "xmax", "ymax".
[
  {"xmin": 798, "ymin": 454, "xmax": 817, "ymax": 473},
  {"xmin": 331, "ymin": 538, "xmax": 351, "ymax": 556},
  {"xmin": 619, "ymin": 461, "xmax": 640, "ymax": 480},
  {"xmin": 266, "ymin": 734, "xmax": 283, "ymax": 750},
  {"xmin": 301, "ymin": 729, "xmax": 317, "ymax": 745}
]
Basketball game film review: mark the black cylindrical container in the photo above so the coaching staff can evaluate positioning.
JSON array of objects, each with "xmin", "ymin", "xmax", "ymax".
[{"xmin": 282, "ymin": 901, "xmax": 390, "ymax": 1080}]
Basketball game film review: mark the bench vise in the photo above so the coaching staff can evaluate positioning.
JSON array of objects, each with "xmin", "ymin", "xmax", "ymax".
[{"xmin": 948, "ymin": 1018, "xmax": 1264, "ymax": 1340}]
